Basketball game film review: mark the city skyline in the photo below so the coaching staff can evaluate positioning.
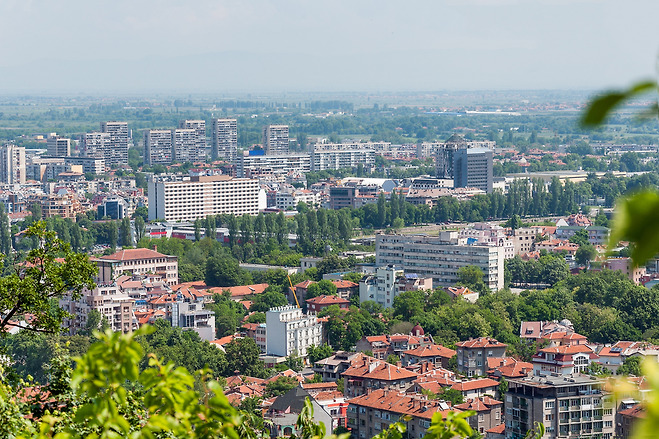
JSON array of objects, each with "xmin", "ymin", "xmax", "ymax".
[{"xmin": 0, "ymin": 0, "xmax": 657, "ymax": 93}]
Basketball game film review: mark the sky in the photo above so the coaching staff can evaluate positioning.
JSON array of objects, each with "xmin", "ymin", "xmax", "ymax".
[{"xmin": 0, "ymin": 0, "xmax": 658, "ymax": 93}]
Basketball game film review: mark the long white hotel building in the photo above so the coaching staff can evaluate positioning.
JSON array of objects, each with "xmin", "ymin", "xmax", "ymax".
[
  {"xmin": 148, "ymin": 174, "xmax": 266, "ymax": 222},
  {"xmin": 376, "ymin": 231, "xmax": 505, "ymax": 290}
]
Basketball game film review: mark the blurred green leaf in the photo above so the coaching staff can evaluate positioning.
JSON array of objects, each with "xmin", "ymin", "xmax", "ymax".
[
  {"xmin": 581, "ymin": 80, "xmax": 656, "ymax": 127},
  {"xmin": 609, "ymin": 190, "xmax": 659, "ymax": 266}
]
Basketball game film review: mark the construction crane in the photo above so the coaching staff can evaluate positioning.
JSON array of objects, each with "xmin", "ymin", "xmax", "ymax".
[{"xmin": 287, "ymin": 274, "xmax": 301, "ymax": 308}]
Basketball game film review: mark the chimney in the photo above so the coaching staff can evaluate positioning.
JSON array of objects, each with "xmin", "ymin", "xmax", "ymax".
[{"xmin": 154, "ymin": 245, "xmax": 157, "ymax": 252}]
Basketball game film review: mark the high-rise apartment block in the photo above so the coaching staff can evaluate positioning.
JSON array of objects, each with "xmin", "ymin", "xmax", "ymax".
[
  {"xmin": 211, "ymin": 118, "xmax": 238, "ymax": 161},
  {"xmin": 311, "ymin": 145, "xmax": 376, "ymax": 171},
  {"xmin": 263, "ymin": 125, "xmax": 289, "ymax": 155},
  {"xmin": 173, "ymin": 129, "xmax": 204, "ymax": 163},
  {"xmin": 148, "ymin": 174, "xmax": 264, "ymax": 222},
  {"xmin": 453, "ymin": 147, "xmax": 493, "ymax": 193},
  {"xmin": 178, "ymin": 120, "xmax": 206, "ymax": 161},
  {"xmin": 237, "ymin": 152, "xmax": 311, "ymax": 178},
  {"xmin": 83, "ymin": 122, "xmax": 129, "ymax": 166},
  {"xmin": 144, "ymin": 130, "xmax": 174, "ymax": 165},
  {"xmin": 376, "ymin": 231, "xmax": 505, "ymax": 290},
  {"xmin": 46, "ymin": 135, "xmax": 71, "ymax": 157},
  {"xmin": 0, "ymin": 144, "xmax": 26, "ymax": 184}
]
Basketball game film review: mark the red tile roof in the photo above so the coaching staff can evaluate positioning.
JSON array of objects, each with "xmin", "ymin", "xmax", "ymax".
[
  {"xmin": 343, "ymin": 357, "xmax": 417, "ymax": 381},
  {"xmin": 305, "ymin": 295, "xmax": 350, "ymax": 306},
  {"xmin": 451, "ymin": 378, "xmax": 499, "ymax": 392},
  {"xmin": 348, "ymin": 389, "xmax": 458, "ymax": 420},
  {"xmin": 486, "ymin": 423, "xmax": 506, "ymax": 434},
  {"xmin": 403, "ymin": 344, "xmax": 456, "ymax": 359},
  {"xmin": 103, "ymin": 248, "xmax": 172, "ymax": 261},
  {"xmin": 330, "ymin": 280, "xmax": 358, "ymax": 289},
  {"xmin": 455, "ymin": 337, "xmax": 507, "ymax": 349},
  {"xmin": 209, "ymin": 283, "xmax": 269, "ymax": 298},
  {"xmin": 455, "ymin": 396, "xmax": 502, "ymax": 412}
]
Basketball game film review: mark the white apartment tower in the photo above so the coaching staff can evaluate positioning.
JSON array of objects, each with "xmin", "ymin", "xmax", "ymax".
[
  {"xmin": 211, "ymin": 118, "xmax": 238, "ymax": 161},
  {"xmin": 46, "ymin": 135, "xmax": 71, "ymax": 157},
  {"xmin": 263, "ymin": 125, "xmax": 289, "ymax": 155},
  {"xmin": 173, "ymin": 129, "xmax": 204, "ymax": 163},
  {"xmin": 178, "ymin": 120, "xmax": 206, "ymax": 160},
  {"xmin": 101, "ymin": 121, "xmax": 129, "ymax": 166},
  {"xmin": 266, "ymin": 305, "xmax": 323, "ymax": 358},
  {"xmin": 148, "ymin": 174, "xmax": 265, "ymax": 222},
  {"xmin": 0, "ymin": 144, "xmax": 26, "ymax": 184},
  {"xmin": 144, "ymin": 130, "xmax": 174, "ymax": 165}
]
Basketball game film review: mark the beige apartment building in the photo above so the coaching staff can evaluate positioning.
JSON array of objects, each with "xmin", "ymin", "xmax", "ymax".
[
  {"xmin": 211, "ymin": 118, "xmax": 238, "ymax": 161},
  {"xmin": 61, "ymin": 283, "xmax": 136, "ymax": 334},
  {"xmin": 148, "ymin": 174, "xmax": 264, "ymax": 222},
  {"xmin": 0, "ymin": 144, "xmax": 26, "ymax": 184},
  {"xmin": 94, "ymin": 248, "xmax": 179, "ymax": 286}
]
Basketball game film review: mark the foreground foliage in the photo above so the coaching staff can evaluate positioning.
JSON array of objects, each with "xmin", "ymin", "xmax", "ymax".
[{"xmin": 0, "ymin": 326, "xmax": 476, "ymax": 439}]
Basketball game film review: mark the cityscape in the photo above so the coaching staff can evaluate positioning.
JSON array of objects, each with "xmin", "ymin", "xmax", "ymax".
[{"xmin": 1, "ymin": 1, "xmax": 659, "ymax": 439}]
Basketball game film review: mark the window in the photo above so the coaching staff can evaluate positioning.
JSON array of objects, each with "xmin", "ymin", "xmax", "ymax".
[{"xmin": 545, "ymin": 401, "xmax": 555, "ymax": 409}]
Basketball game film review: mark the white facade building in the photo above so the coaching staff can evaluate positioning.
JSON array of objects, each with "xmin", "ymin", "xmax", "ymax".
[
  {"xmin": 46, "ymin": 135, "xmax": 70, "ymax": 157},
  {"xmin": 275, "ymin": 189, "xmax": 321, "ymax": 210},
  {"xmin": 237, "ymin": 153, "xmax": 311, "ymax": 178},
  {"xmin": 263, "ymin": 125, "xmax": 289, "ymax": 155},
  {"xmin": 148, "ymin": 174, "xmax": 265, "ymax": 222},
  {"xmin": 0, "ymin": 144, "xmax": 26, "ymax": 184},
  {"xmin": 311, "ymin": 144, "xmax": 376, "ymax": 171},
  {"xmin": 265, "ymin": 305, "xmax": 323, "ymax": 358},
  {"xmin": 359, "ymin": 265, "xmax": 404, "ymax": 308},
  {"xmin": 376, "ymin": 232, "xmax": 505, "ymax": 290},
  {"xmin": 211, "ymin": 118, "xmax": 238, "ymax": 161},
  {"xmin": 144, "ymin": 129, "xmax": 174, "ymax": 165}
]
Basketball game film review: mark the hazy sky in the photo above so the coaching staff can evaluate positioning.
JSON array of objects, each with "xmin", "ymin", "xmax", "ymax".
[{"xmin": 0, "ymin": 0, "xmax": 657, "ymax": 93}]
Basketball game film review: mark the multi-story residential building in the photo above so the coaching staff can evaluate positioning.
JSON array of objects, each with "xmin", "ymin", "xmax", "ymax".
[
  {"xmin": 147, "ymin": 174, "xmax": 264, "ymax": 222},
  {"xmin": 341, "ymin": 356, "xmax": 418, "ymax": 398},
  {"xmin": 615, "ymin": 403, "xmax": 643, "ymax": 439},
  {"xmin": 0, "ymin": 144, "xmax": 26, "ymax": 184},
  {"xmin": 459, "ymin": 223, "xmax": 514, "ymax": 259},
  {"xmin": 453, "ymin": 147, "xmax": 493, "ymax": 193},
  {"xmin": 455, "ymin": 337, "xmax": 507, "ymax": 377},
  {"xmin": 359, "ymin": 265, "xmax": 404, "ymax": 308},
  {"xmin": 61, "ymin": 283, "xmax": 136, "ymax": 334},
  {"xmin": 505, "ymin": 374, "xmax": 615, "ymax": 439},
  {"xmin": 313, "ymin": 351, "xmax": 365, "ymax": 382},
  {"xmin": 355, "ymin": 333, "xmax": 432, "ymax": 361},
  {"xmin": 311, "ymin": 146, "xmax": 375, "ymax": 171},
  {"xmin": 46, "ymin": 135, "xmax": 70, "ymax": 157},
  {"xmin": 532, "ymin": 345, "xmax": 598, "ymax": 377},
  {"xmin": 64, "ymin": 157, "xmax": 106, "ymax": 175},
  {"xmin": 263, "ymin": 125, "xmax": 289, "ymax": 155},
  {"xmin": 305, "ymin": 295, "xmax": 350, "ymax": 313},
  {"xmin": 455, "ymin": 397, "xmax": 503, "ymax": 435},
  {"xmin": 144, "ymin": 129, "xmax": 174, "ymax": 165},
  {"xmin": 401, "ymin": 344, "xmax": 456, "ymax": 369},
  {"xmin": 376, "ymin": 232, "xmax": 505, "ymax": 291},
  {"xmin": 509, "ymin": 227, "xmax": 544, "ymax": 255},
  {"xmin": 419, "ymin": 137, "xmax": 495, "ymax": 160},
  {"xmin": 34, "ymin": 193, "xmax": 84, "ymax": 219},
  {"xmin": 603, "ymin": 258, "xmax": 646, "ymax": 285},
  {"xmin": 171, "ymin": 299, "xmax": 215, "ymax": 341},
  {"xmin": 173, "ymin": 128, "xmax": 205, "ymax": 163},
  {"xmin": 265, "ymin": 305, "xmax": 322, "ymax": 358},
  {"xmin": 347, "ymin": 389, "xmax": 457, "ymax": 439},
  {"xmin": 101, "ymin": 121, "xmax": 129, "ymax": 166},
  {"xmin": 178, "ymin": 119, "xmax": 206, "ymax": 151},
  {"xmin": 236, "ymin": 152, "xmax": 311, "ymax": 178},
  {"xmin": 94, "ymin": 248, "xmax": 179, "ymax": 286},
  {"xmin": 275, "ymin": 189, "xmax": 320, "ymax": 210},
  {"xmin": 83, "ymin": 122, "xmax": 129, "ymax": 166},
  {"xmin": 211, "ymin": 118, "xmax": 238, "ymax": 161}
]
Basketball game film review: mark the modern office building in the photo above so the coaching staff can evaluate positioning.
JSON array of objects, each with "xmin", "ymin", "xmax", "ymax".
[
  {"xmin": 453, "ymin": 147, "xmax": 493, "ymax": 193},
  {"xmin": 148, "ymin": 174, "xmax": 264, "ymax": 222},
  {"xmin": 46, "ymin": 135, "xmax": 71, "ymax": 157},
  {"xmin": 236, "ymin": 152, "xmax": 311, "ymax": 178},
  {"xmin": 0, "ymin": 144, "xmax": 26, "ymax": 184},
  {"xmin": 376, "ymin": 231, "xmax": 505, "ymax": 290},
  {"xmin": 211, "ymin": 118, "xmax": 238, "ymax": 161},
  {"xmin": 263, "ymin": 125, "xmax": 289, "ymax": 155},
  {"xmin": 265, "ymin": 305, "xmax": 322, "ymax": 358},
  {"xmin": 505, "ymin": 374, "xmax": 615, "ymax": 439},
  {"xmin": 144, "ymin": 130, "xmax": 174, "ymax": 165}
]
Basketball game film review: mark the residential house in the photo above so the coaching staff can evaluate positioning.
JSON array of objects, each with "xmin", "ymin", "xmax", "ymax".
[
  {"xmin": 532, "ymin": 345, "xmax": 599, "ymax": 376},
  {"xmin": 454, "ymin": 397, "xmax": 503, "ymax": 435},
  {"xmin": 341, "ymin": 356, "xmax": 418, "ymax": 398},
  {"xmin": 455, "ymin": 337, "xmax": 507, "ymax": 377},
  {"xmin": 401, "ymin": 344, "xmax": 456, "ymax": 369}
]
